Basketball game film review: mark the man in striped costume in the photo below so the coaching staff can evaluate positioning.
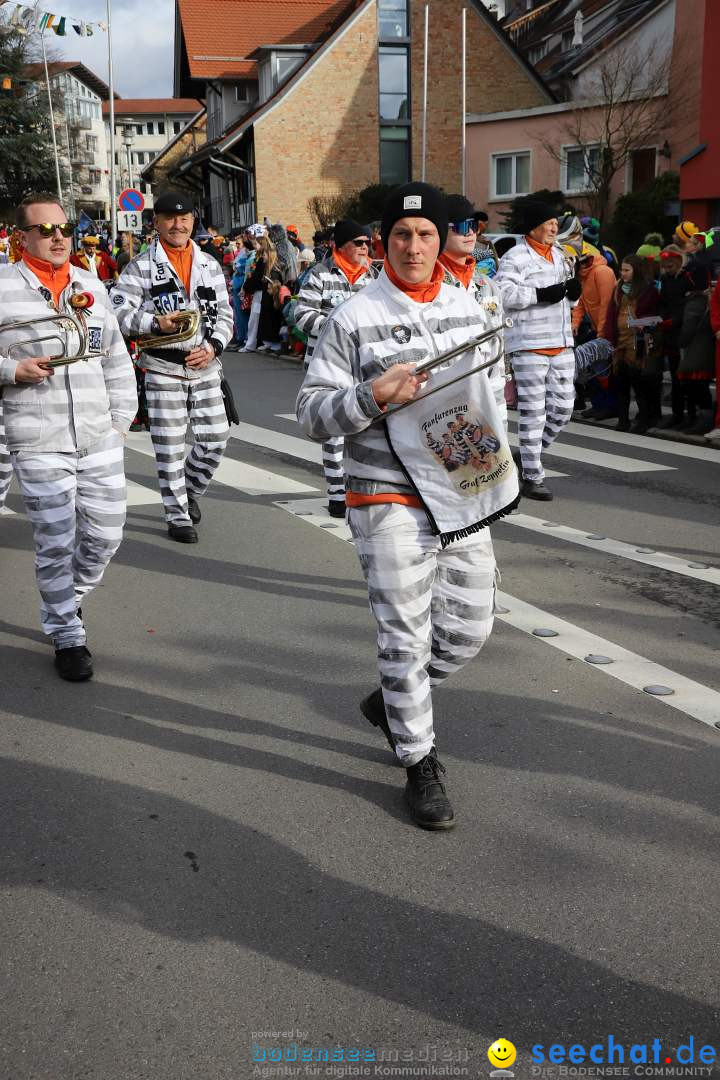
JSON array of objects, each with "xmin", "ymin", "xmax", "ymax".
[
  {"xmin": 113, "ymin": 191, "xmax": 233, "ymax": 543},
  {"xmin": 0, "ymin": 192, "xmax": 136, "ymax": 681},
  {"xmin": 297, "ymin": 183, "xmax": 505, "ymax": 831},
  {"xmin": 494, "ymin": 200, "xmax": 581, "ymax": 500},
  {"xmin": 294, "ymin": 219, "xmax": 378, "ymax": 518}
]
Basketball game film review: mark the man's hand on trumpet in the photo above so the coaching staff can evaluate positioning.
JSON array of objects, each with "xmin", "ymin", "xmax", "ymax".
[
  {"xmin": 371, "ymin": 363, "xmax": 429, "ymax": 408},
  {"xmin": 153, "ymin": 311, "xmax": 188, "ymax": 334},
  {"xmin": 14, "ymin": 358, "xmax": 55, "ymax": 384}
]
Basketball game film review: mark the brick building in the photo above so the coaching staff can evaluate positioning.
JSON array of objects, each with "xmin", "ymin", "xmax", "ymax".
[{"xmin": 166, "ymin": 0, "xmax": 551, "ymax": 236}]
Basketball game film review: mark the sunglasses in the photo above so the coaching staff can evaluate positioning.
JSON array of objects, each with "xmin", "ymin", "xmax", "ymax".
[
  {"xmin": 351, "ymin": 237, "xmax": 371, "ymax": 247},
  {"xmin": 449, "ymin": 218, "xmax": 478, "ymax": 236},
  {"xmin": 23, "ymin": 222, "xmax": 75, "ymax": 238}
]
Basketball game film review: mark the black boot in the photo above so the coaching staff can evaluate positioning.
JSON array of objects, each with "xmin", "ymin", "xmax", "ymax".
[
  {"xmin": 54, "ymin": 645, "xmax": 93, "ymax": 682},
  {"xmin": 404, "ymin": 748, "xmax": 455, "ymax": 830},
  {"xmin": 520, "ymin": 478, "xmax": 553, "ymax": 501},
  {"xmin": 327, "ymin": 499, "xmax": 346, "ymax": 519},
  {"xmin": 187, "ymin": 496, "xmax": 202, "ymax": 523},
  {"xmin": 360, "ymin": 688, "xmax": 396, "ymax": 754},
  {"xmin": 167, "ymin": 523, "xmax": 198, "ymax": 543}
]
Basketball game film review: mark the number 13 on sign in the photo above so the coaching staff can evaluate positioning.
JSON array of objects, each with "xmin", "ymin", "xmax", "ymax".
[{"xmin": 117, "ymin": 210, "xmax": 142, "ymax": 233}]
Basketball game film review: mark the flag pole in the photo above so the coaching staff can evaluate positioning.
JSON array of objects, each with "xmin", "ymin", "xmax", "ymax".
[
  {"xmin": 106, "ymin": 0, "xmax": 117, "ymax": 246},
  {"xmin": 461, "ymin": 7, "xmax": 467, "ymax": 196},
  {"xmin": 40, "ymin": 29, "xmax": 63, "ymax": 200}
]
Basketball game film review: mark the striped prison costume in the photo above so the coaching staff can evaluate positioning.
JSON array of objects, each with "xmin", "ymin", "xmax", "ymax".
[
  {"xmin": 494, "ymin": 238, "xmax": 575, "ymax": 483},
  {"xmin": 113, "ymin": 238, "xmax": 233, "ymax": 526},
  {"xmin": 294, "ymin": 256, "xmax": 378, "ymax": 507},
  {"xmin": 0, "ymin": 408, "xmax": 11, "ymax": 510},
  {"xmin": 0, "ymin": 260, "xmax": 136, "ymax": 647},
  {"xmin": 297, "ymin": 269, "xmax": 504, "ymax": 765}
]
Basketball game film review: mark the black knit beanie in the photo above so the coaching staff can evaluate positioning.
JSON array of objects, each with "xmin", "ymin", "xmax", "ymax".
[
  {"xmin": 381, "ymin": 182, "xmax": 448, "ymax": 252},
  {"xmin": 518, "ymin": 199, "xmax": 558, "ymax": 235},
  {"xmin": 333, "ymin": 219, "xmax": 367, "ymax": 249}
]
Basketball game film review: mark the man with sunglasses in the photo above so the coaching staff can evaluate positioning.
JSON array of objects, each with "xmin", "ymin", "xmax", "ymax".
[
  {"xmin": 0, "ymin": 191, "xmax": 136, "ymax": 680},
  {"xmin": 294, "ymin": 219, "xmax": 378, "ymax": 517}
]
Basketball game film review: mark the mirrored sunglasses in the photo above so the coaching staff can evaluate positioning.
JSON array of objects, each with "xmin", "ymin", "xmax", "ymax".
[
  {"xmin": 449, "ymin": 218, "xmax": 478, "ymax": 236},
  {"xmin": 24, "ymin": 222, "xmax": 75, "ymax": 238}
]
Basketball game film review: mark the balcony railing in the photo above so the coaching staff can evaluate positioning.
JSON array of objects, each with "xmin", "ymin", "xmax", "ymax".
[{"xmin": 67, "ymin": 114, "xmax": 93, "ymax": 130}]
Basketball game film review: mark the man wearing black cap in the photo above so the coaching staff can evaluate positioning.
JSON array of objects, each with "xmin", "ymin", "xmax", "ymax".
[
  {"xmin": 494, "ymin": 199, "xmax": 580, "ymax": 500},
  {"xmin": 298, "ymin": 182, "xmax": 511, "ymax": 832},
  {"xmin": 294, "ymin": 218, "xmax": 378, "ymax": 517},
  {"xmin": 114, "ymin": 190, "xmax": 233, "ymax": 542}
]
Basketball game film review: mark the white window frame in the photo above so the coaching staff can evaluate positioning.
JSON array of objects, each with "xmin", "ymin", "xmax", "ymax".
[
  {"xmin": 562, "ymin": 142, "xmax": 602, "ymax": 195},
  {"xmin": 489, "ymin": 149, "xmax": 532, "ymax": 201}
]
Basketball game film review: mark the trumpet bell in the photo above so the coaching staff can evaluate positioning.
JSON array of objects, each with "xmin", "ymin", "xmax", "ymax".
[{"xmin": 136, "ymin": 309, "xmax": 201, "ymax": 351}]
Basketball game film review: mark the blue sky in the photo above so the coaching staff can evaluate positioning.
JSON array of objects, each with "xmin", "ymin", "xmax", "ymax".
[{"xmin": 48, "ymin": 0, "xmax": 176, "ymax": 98}]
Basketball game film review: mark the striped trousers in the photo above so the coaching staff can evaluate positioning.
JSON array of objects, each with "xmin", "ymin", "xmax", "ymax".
[
  {"xmin": 348, "ymin": 503, "xmax": 496, "ymax": 766},
  {"xmin": 323, "ymin": 436, "xmax": 345, "ymax": 505},
  {"xmin": 511, "ymin": 349, "xmax": 575, "ymax": 482},
  {"xmin": 0, "ymin": 411, "xmax": 11, "ymax": 511},
  {"xmin": 144, "ymin": 372, "xmax": 229, "ymax": 526},
  {"xmin": 11, "ymin": 431, "xmax": 126, "ymax": 648}
]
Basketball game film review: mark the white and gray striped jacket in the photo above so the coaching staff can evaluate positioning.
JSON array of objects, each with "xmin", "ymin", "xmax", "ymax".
[
  {"xmin": 440, "ymin": 263, "xmax": 505, "ymax": 366},
  {"xmin": 294, "ymin": 256, "xmax": 379, "ymax": 362},
  {"xmin": 296, "ymin": 269, "xmax": 507, "ymax": 497},
  {"xmin": 494, "ymin": 238, "xmax": 574, "ymax": 353},
  {"xmin": 0, "ymin": 261, "xmax": 136, "ymax": 453},
  {"xmin": 112, "ymin": 237, "xmax": 233, "ymax": 380}
]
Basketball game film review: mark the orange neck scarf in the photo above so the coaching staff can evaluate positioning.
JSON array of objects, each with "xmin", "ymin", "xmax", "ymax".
[
  {"xmin": 333, "ymin": 249, "xmax": 368, "ymax": 285},
  {"xmin": 22, "ymin": 252, "xmax": 71, "ymax": 307},
  {"xmin": 161, "ymin": 239, "xmax": 193, "ymax": 295},
  {"xmin": 384, "ymin": 258, "xmax": 444, "ymax": 303},
  {"xmin": 438, "ymin": 252, "xmax": 475, "ymax": 289},
  {"xmin": 526, "ymin": 235, "xmax": 554, "ymax": 262}
]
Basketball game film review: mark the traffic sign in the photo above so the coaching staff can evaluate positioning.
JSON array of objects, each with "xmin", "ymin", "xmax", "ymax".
[
  {"xmin": 116, "ymin": 210, "xmax": 143, "ymax": 233},
  {"xmin": 118, "ymin": 188, "xmax": 145, "ymax": 212}
]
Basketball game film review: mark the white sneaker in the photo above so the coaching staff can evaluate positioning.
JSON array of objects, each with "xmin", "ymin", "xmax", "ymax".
[{"xmin": 704, "ymin": 427, "xmax": 720, "ymax": 443}]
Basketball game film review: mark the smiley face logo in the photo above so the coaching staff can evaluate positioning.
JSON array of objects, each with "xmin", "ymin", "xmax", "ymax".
[{"xmin": 488, "ymin": 1039, "xmax": 517, "ymax": 1069}]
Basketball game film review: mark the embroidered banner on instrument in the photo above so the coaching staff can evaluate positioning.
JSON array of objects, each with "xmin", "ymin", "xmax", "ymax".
[{"xmin": 386, "ymin": 347, "xmax": 520, "ymax": 546}]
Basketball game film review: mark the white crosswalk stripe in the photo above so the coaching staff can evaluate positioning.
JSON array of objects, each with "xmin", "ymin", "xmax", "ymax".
[
  {"xmin": 274, "ymin": 495, "xmax": 720, "ymax": 734},
  {"xmin": 564, "ymin": 418, "xmax": 720, "ymax": 464},
  {"xmin": 507, "ymin": 429, "xmax": 674, "ymax": 473}
]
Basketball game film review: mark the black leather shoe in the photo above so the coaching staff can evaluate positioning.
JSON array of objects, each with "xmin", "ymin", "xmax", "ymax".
[
  {"xmin": 360, "ymin": 688, "xmax": 396, "ymax": 754},
  {"xmin": 328, "ymin": 500, "xmax": 346, "ymax": 519},
  {"xmin": 520, "ymin": 478, "xmax": 553, "ymax": 501},
  {"xmin": 54, "ymin": 645, "xmax": 93, "ymax": 682},
  {"xmin": 405, "ymin": 748, "xmax": 455, "ymax": 830},
  {"xmin": 630, "ymin": 422, "xmax": 649, "ymax": 435},
  {"xmin": 581, "ymin": 406, "xmax": 600, "ymax": 419},
  {"xmin": 167, "ymin": 524, "xmax": 198, "ymax": 543},
  {"xmin": 187, "ymin": 496, "xmax": 202, "ymax": 524}
]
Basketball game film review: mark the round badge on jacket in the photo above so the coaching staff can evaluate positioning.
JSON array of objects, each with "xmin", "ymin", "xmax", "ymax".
[{"xmin": 391, "ymin": 325, "xmax": 412, "ymax": 344}]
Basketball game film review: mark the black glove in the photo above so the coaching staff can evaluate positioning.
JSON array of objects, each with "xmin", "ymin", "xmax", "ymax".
[
  {"xmin": 565, "ymin": 276, "xmax": 582, "ymax": 301},
  {"xmin": 536, "ymin": 283, "xmax": 567, "ymax": 304}
]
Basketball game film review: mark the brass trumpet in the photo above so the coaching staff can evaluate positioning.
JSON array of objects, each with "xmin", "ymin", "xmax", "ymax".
[
  {"xmin": 371, "ymin": 319, "xmax": 512, "ymax": 423},
  {"xmin": 136, "ymin": 309, "xmax": 201, "ymax": 351},
  {"xmin": 3, "ymin": 309, "xmax": 106, "ymax": 368}
]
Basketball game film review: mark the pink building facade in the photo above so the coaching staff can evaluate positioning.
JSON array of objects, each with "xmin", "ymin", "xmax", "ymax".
[{"xmin": 466, "ymin": 100, "xmax": 676, "ymax": 230}]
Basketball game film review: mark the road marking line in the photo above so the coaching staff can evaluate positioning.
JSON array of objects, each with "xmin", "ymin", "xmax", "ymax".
[
  {"xmin": 494, "ymin": 592, "xmax": 720, "ymax": 730},
  {"xmin": 125, "ymin": 432, "xmax": 318, "ymax": 496},
  {"xmin": 231, "ymin": 420, "xmax": 323, "ymax": 464},
  {"xmin": 507, "ymin": 431, "xmax": 674, "ymax": 473},
  {"xmin": 502, "ymin": 512, "xmax": 720, "ymax": 587},
  {"xmin": 563, "ymin": 418, "xmax": 720, "ymax": 464},
  {"xmin": 275, "ymin": 497, "xmax": 720, "ymax": 733}
]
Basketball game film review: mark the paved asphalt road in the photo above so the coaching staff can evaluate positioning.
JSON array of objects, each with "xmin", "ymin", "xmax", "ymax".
[{"xmin": 1, "ymin": 349, "xmax": 719, "ymax": 1080}]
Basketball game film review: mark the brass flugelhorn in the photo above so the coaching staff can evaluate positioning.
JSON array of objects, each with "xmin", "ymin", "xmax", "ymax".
[
  {"xmin": 3, "ymin": 309, "xmax": 107, "ymax": 368},
  {"xmin": 371, "ymin": 319, "xmax": 512, "ymax": 423},
  {"xmin": 136, "ymin": 309, "xmax": 201, "ymax": 351}
]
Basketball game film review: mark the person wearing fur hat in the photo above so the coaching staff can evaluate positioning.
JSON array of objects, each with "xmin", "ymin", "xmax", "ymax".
[
  {"xmin": 297, "ymin": 181, "xmax": 515, "ymax": 831},
  {"xmin": 494, "ymin": 198, "xmax": 581, "ymax": 500},
  {"xmin": 294, "ymin": 218, "xmax": 379, "ymax": 516},
  {"xmin": 70, "ymin": 234, "xmax": 117, "ymax": 282}
]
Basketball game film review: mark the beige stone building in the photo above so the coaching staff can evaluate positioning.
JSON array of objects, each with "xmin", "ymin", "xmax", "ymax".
[{"xmin": 166, "ymin": 0, "xmax": 552, "ymax": 237}]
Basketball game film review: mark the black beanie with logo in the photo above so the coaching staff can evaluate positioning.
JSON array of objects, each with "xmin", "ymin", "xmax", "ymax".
[{"xmin": 381, "ymin": 182, "xmax": 448, "ymax": 252}]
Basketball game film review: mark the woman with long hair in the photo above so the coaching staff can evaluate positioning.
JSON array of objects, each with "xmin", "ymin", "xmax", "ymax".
[
  {"xmin": 242, "ymin": 234, "xmax": 283, "ymax": 352},
  {"xmin": 602, "ymin": 254, "xmax": 660, "ymax": 433}
]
